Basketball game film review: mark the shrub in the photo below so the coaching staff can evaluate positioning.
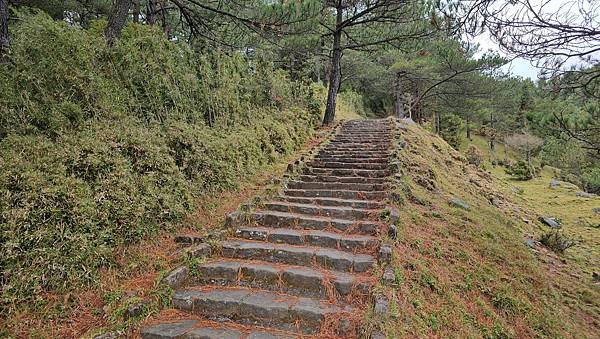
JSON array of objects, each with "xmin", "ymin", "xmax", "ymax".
[
  {"xmin": 539, "ymin": 231, "xmax": 577, "ymax": 253},
  {"xmin": 465, "ymin": 145, "xmax": 485, "ymax": 167},
  {"xmin": 505, "ymin": 160, "xmax": 537, "ymax": 180},
  {"xmin": 439, "ymin": 113, "xmax": 465, "ymax": 149},
  {"xmin": 581, "ymin": 167, "xmax": 600, "ymax": 193}
]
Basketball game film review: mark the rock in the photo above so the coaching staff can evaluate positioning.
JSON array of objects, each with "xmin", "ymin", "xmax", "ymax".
[
  {"xmin": 225, "ymin": 210, "xmax": 243, "ymax": 227},
  {"xmin": 371, "ymin": 330, "xmax": 386, "ymax": 339},
  {"xmin": 373, "ymin": 296, "xmax": 389, "ymax": 315},
  {"xmin": 576, "ymin": 191, "xmax": 597, "ymax": 198},
  {"xmin": 382, "ymin": 267, "xmax": 395, "ymax": 285},
  {"xmin": 126, "ymin": 302, "xmax": 145, "ymax": 318},
  {"xmin": 388, "ymin": 207, "xmax": 400, "ymax": 224},
  {"xmin": 186, "ymin": 243, "xmax": 212, "ymax": 258},
  {"xmin": 524, "ymin": 238, "xmax": 536, "ymax": 249},
  {"xmin": 174, "ymin": 234, "xmax": 203, "ymax": 246},
  {"xmin": 448, "ymin": 198, "xmax": 470, "ymax": 210},
  {"xmin": 94, "ymin": 331, "xmax": 120, "ymax": 339},
  {"xmin": 388, "ymin": 224, "xmax": 398, "ymax": 240},
  {"xmin": 549, "ymin": 179, "xmax": 560, "ymax": 188},
  {"xmin": 378, "ymin": 244, "xmax": 393, "ymax": 265},
  {"xmin": 593, "ymin": 207, "xmax": 600, "ymax": 215},
  {"xmin": 539, "ymin": 216, "xmax": 561, "ymax": 229},
  {"xmin": 593, "ymin": 272, "xmax": 600, "ymax": 283},
  {"xmin": 161, "ymin": 266, "xmax": 189, "ymax": 288},
  {"xmin": 140, "ymin": 320, "xmax": 198, "ymax": 339}
]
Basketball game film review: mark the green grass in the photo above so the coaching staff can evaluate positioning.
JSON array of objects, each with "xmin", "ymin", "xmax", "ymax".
[
  {"xmin": 368, "ymin": 126, "xmax": 599, "ymax": 338},
  {"xmin": 462, "ymin": 134, "xmax": 599, "ymax": 275}
]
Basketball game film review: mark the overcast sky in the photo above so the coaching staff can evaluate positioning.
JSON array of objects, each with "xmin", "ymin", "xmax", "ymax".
[{"xmin": 469, "ymin": 0, "xmax": 599, "ymax": 80}]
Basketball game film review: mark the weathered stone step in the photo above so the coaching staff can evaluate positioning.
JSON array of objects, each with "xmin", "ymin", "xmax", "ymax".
[
  {"xmin": 287, "ymin": 180, "xmax": 386, "ymax": 192},
  {"xmin": 277, "ymin": 195, "xmax": 384, "ymax": 209},
  {"xmin": 318, "ymin": 149, "xmax": 390, "ymax": 156},
  {"xmin": 193, "ymin": 259, "xmax": 373, "ymax": 300},
  {"xmin": 313, "ymin": 156, "xmax": 389, "ymax": 163},
  {"xmin": 235, "ymin": 226, "xmax": 379, "ymax": 251},
  {"xmin": 324, "ymin": 143, "xmax": 390, "ymax": 150},
  {"xmin": 332, "ymin": 139, "xmax": 392, "ymax": 144},
  {"xmin": 308, "ymin": 161, "xmax": 388, "ymax": 170},
  {"xmin": 284, "ymin": 188, "xmax": 386, "ymax": 201},
  {"xmin": 263, "ymin": 201, "xmax": 380, "ymax": 220},
  {"xmin": 221, "ymin": 240, "xmax": 376, "ymax": 272},
  {"xmin": 296, "ymin": 174, "xmax": 387, "ymax": 184},
  {"xmin": 303, "ymin": 167, "xmax": 390, "ymax": 178},
  {"xmin": 171, "ymin": 287, "xmax": 354, "ymax": 334},
  {"xmin": 141, "ymin": 320, "xmax": 298, "ymax": 339},
  {"xmin": 316, "ymin": 153, "xmax": 390, "ymax": 160},
  {"xmin": 247, "ymin": 210, "xmax": 380, "ymax": 235}
]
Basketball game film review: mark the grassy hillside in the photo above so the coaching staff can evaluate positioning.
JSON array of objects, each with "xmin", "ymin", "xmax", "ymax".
[
  {"xmin": 462, "ymin": 136, "xmax": 600, "ymax": 276},
  {"xmin": 369, "ymin": 123, "xmax": 599, "ymax": 338}
]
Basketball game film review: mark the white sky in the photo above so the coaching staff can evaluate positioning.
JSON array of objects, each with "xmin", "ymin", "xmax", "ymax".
[
  {"xmin": 473, "ymin": 33, "xmax": 540, "ymax": 80},
  {"xmin": 469, "ymin": 0, "xmax": 599, "ymax": 80}
]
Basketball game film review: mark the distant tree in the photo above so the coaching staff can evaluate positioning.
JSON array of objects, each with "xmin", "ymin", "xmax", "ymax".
[
  {"xmin": 319, "ymin": 0, "xmax": 433, "ymax": 125},
  {"xmin": 505, "ymin": 133, "xmax": 544, "ymax": 177}
]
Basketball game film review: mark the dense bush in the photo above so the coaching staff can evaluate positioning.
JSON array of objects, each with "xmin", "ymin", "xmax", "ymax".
[
  {"xmin": 439, "ymin": 113, "xmax": 465, "ymax": 149},
  {"xmin": 0, "ymin": 13, "xmax": 320, "ymax": 309},
  {"xmin": 505, "ymin": 160, "xmax": 537, "ymax": 180}
]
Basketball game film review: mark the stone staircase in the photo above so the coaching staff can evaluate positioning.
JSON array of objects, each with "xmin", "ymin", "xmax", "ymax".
[{"xmin": 142, "ymin": 119, "xmax": 394, "ymax": 338}]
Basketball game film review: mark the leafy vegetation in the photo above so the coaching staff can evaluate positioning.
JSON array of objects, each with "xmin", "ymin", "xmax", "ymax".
[{"xmin": 0, "ymin": 13, "xmax": 320, "ymax": 311}]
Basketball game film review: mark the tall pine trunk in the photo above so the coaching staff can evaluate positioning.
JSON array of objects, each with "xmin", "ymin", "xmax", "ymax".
[
  {"xmin": 105, "ymin": 0, "xmax": 131, "ymax": 47},
  {"xmin": 322, "ymin": 5, "xmax": 343, "ymax": 126},
  {"xmin": 0, "ymin": 0, "xmax": 9, "ymax": 60}
]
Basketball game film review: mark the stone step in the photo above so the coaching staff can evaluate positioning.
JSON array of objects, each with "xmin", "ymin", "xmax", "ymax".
[
  {"xmin": 308, "ymin": 161, "xmax": 388, "ymax": 171},
  {"xmin": 287, "ymin": 180, "xmax": 386, "ymax": 192},
  {"xmin": 171, "ymin": 287, "xmax": 354, "ymax": 334},
  {"xmin": 304, "ymin": 167, "xmax": 390, "ymax": 178},
  {"xmin": 235, "ymin": 226, "xmax": 379, "ymax": 251},
  {"xmin": 313, "ymin": 156, "xmax": 390, "ymax": 163},
  {"xmin": 221, "ymin": 240, "xmax": 376, "ymax": 273},
  {"xmin": 318, "ymin": 150, "xmax": 390, "ymax": 156},
  {"xmin": 277, "ymin": 195, "xmax": 384, "ymax": 209},
  {"xmin": 323, "ymin": 144, "xmax": 390, "ymax": 150},
  {"xmin": 284, "ymin": 188, "xmax": 386, "ymax": 201},
  {"xmin": 141, "ymin": 320, "xmax": 299, "ymax": 339},
  {"xmin": 247, "ymin": 210, "xmax": 380, "ymax": 235},
  {"xmin": 193, "ymin": 259, "xmax": 373, "ymax": 300},
  {"xmin": 263, "ymin": 201, "xmax": 380, "ymax": 220},
  {"xmin": 296, "ymin": 174, "xmax": 387, "ymax": 184}
]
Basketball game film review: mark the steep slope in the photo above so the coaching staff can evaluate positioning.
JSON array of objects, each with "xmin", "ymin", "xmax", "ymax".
[{"xmin": 367, "ymin": 120, "xmax": 599, "ymax": 338}]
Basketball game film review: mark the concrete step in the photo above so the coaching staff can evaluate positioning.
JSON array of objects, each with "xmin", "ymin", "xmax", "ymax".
[
  {"xmin": 171, "ymin": 287, "xmax": 354, "ymax": 334},
  {"xmin": 263, "ymin": 201, "xmax": 380, "ymax": 220},
  {"xmin": 141, "ymin": 320, "xmax": 299, "ymax": 339},
  {"xmin": 287, "ymin": 180, "xmax": 386, "ymax": 192},
  {"xmin": 235, "ymin": 226, "xmax": 379, "ymax": 251},
  {"xmin": 247, "ymin": 210, "xmax": 380, "ymax": 235},
  {"xmin": 193, "ymin": 259, "xmax": 373, "ymax": 300},
  {"xmin": 304, "ymin": 167, "xmax": 390, "ymax": 178},
  {"xmin": 221, "ymin": 240, "xmax": 376, "ymax": 273},
  {"xmin": 309, "ymin": 161, "xmax": 389, "ymax": 171},
  {"xmin": 277, "ymin": 195, "xmax": 384, "ymax": 209},
  {"xmin": 296, "ymin": 174, "xmax": 387, "ymax": 184}
]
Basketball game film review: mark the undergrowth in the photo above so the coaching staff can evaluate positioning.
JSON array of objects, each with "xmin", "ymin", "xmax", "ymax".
[{"xmin": 0, "ymin": 13, "xmax": 321, "ymax": 312}]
